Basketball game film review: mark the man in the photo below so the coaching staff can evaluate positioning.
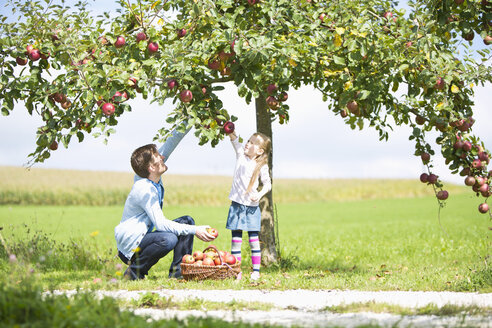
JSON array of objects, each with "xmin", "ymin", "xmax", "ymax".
[{"xmin": 115, "ymin": 125, "xmax": 214, "ymax": 280}]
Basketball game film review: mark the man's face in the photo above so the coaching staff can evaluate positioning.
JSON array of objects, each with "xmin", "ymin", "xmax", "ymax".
[{"xmin": 150, "ymin": 153, "xmax": 167, "ymax": 175}]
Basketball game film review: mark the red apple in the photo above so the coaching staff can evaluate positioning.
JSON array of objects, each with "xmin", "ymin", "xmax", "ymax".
[
  {"xmin": 428, "ymin": 174, "xmax": 438, "ymax": 184},
  {"xmin": 453, "ymin": 140, "xmax": 464, "ymax": 150},
  {"xmin": 177, "ymin": 28, "xmax": 187, "ymax": 38},
  {"xmin": 28, "ymin": 49, "xmax": 41, "ymax": 61},
  {"xmin": 214, "ymin": 257, "xmax": 222, "ymax": 265},
  {"xmin": 347, "ymin": 100, "xmax": 359, "ymax": 115},
  {"xmin": 16, "ymin": 57, "xmax": 28, "ymax": 65},
  {"xmin": 208, "ymin": 59, "xmax": 220, "ymax": 70},
  {"xmin": 182, "ymin": 254, "xmax": 195, "ymax": 264},
  {"xmin": 465, "ymin": 176, "xmax": 476, "ymax": 186},
  {"xmin": 128, "ymin": 77, "xmax": 137, "ymax": 88},
  {"xmin": 340, "ymin": 109, "xmax": 348, "ymax": 118},
  {"xmin": 420, "ymin": 173, "xmax": 429, "ymax": 183},
  {"xmin": 405, "ymin": 41, "xmax": 413, "ymax": 48},
  {"xmin": 479, "ymin": 183, "xmax": 489, "ymax": 194},
  {"xmin": 193, "ymin": 250, "xmax": 204, "ymax": 261},
  {"xmin": 319, "ymin": 13, "xmax": 326, "ymax": 21},
  {"xmin": 112, "ymin": 91, "xmax": 128, "ymax": 103},
  {"xmin": 463, "ymin": 32, "xmax": 474, "ymax": 41},
  {"xmin": 478, "ymin": 203, "xmax": 489, "ymax": 214},
  {"xmin": 435, "ymin": 77, "xmax": 445, "ymax": 90},
  {"xmin": 194, "ymin": 260, "xmax": 203, "ymax": 265},
  {"xmin": 98, "ymin": 36, "xmax": 108, "ymax": 45},
  {"xmin": 462, "ymin": 141, "xmax": 472, "ymax": 152},
  {"xmin": 26, "ymin": 44, "xmax": 34, "ymax": 54},
  {"xmin": 248, "ymin": 0, "xmax": 258, "ymax": 5},
  {"xmin": 454, "ymin": 0, "xmax": 464, "ymax": 4},
  {"xmin": 415, "ymin": 115, "xmax": 425, "ymax": 125},
  {"xmin": 383, "ymin": 11, "xmax": 393, "ymax": 19},
  {"xmin": 478, "ymin": 152, "xmax": 489, "ymax": 162},
  {"xmin": 180, "ymin": 89, "xmax": 193, "ymax": 102},
  {"xmin": 266, "ymin": 83, "xmax": 277, "ymax": 95},
  {"xmin": 278, "ymin": 91, "xmax": 288, "ymax": 102},
  {"xmin": 437, "ymin": 190, "xmax": 449, "ymax": 200},
  {"xmin": 136, "ymin": 32, "xmax": 147, "ymax": 42},
  {"xmin": 114, "ymin": 36, "xmax": 126, "ymax": 48},
  {"xmin": 484, "ymin": 35, "xmax": 492, "ymax": 45},
  {"xmin": 49, "ymin": 140, "xmax": 58, "ymax": 151},
  {"xmin": 420, "ymin": 152, "xmax": 430, "ymax": 163},
  {"xmin": 225, "ymin": 253, "xmax": 236, "ymax": 265},
  {"xmin": 475, "ymin": 176, "xmax": 485, "ymax": 186},
  {"xmin": 102, "ymin": 102, "xmax": 115, "ymax": 116},
  {"xmin": 167, "ymin": 79, "xmax": 177, "ymax": 90},
  {"xmin": 147, "ymin": 41, "xmax": 159, "ymax": 53},
  {"xmin": 202, "ymin": 257, "xmax": 215, "ymax": 266},
  {"xmin": 266, "ymin": 96, "xmax": 279, "ymax": 110},
  {"xmin": 223, "ymin": 121, "xmax": 235, "ymax": 134},
  {"xmin": 472, "ymin": 159, "xmax": 482, "ymax": 169},
  {"xmin": 53, "ymin": 93, "xmax": 66, "ymax": 103},
  {"xmin": 206, "ymin": 227, "xmax": 218, "ymax": 239}
]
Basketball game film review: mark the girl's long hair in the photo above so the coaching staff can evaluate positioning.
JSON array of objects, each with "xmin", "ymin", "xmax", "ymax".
[{"xmin": 247, "ymin": 132, "xmax": 272, "ymax": 193}]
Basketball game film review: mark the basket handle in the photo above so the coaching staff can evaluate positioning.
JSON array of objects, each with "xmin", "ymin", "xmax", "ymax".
[{"xmin": 203, "ymin": 245, "xmax": 224, "ymax": 265}]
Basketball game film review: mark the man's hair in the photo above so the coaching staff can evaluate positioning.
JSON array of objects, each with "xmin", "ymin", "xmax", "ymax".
[{"xmin": 131, "ymin": 144, "xmax": 159, "ymax": 178}]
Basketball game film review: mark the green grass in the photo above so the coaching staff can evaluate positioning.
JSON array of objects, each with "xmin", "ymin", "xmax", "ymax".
[
  {"xmin": 1, "ymin": 193, "xmax": 490, "ymax": 292},
  {"xmin": 0, "ymin": 165, "xmax": 470, "ymax": 206}
]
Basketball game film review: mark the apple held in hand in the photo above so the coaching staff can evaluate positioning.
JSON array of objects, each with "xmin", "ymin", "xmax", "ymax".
[
  {"xmin": 207, "ymin": 227, "xmax": 218, "ymax": 239},
  {"xmin": 223, "ymin": 121, "xmax": 235, "ymax": 134},
  {"xmin": 182, "ymin": 254, "xmax": 195, "ymax": 264}
]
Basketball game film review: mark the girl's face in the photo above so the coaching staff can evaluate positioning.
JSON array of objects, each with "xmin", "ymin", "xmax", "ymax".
[{"xmin": 244, "ymin": 135, "xmax": 265, "ymax": 159}]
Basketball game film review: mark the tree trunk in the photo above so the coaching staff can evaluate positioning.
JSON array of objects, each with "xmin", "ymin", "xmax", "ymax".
[{"xmin": 255, "ymin": 96, "xmax": 278, "ymax": 265}]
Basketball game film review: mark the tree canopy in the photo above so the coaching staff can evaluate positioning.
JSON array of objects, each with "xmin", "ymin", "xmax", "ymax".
[{"xmin": 0, "ymin": 0, "xmax": 491, "ymax": 217}]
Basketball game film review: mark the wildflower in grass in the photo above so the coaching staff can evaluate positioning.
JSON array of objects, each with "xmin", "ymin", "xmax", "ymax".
[
  {"xmin": 115, "ymin": 271, "xmax": 122, "ymax": 276},
  {"xmin": 39, "ymin": 255, "xmax": 46, "ymax": 262},
  {"xmin": 93, "ymin": 278, "xmax": 102, "ymax": 284},
  {"xmin": 110, "ymin": 278, "xmax": 118, "ymax": 283},
  {"xmin": 90, "ymin": 230, "xmax": 100, "ymax": 237},
  {"xmin": 9, "ymin": 254, "xmax": 17, "ymax": 263},
  {"xmin": 115, "ymin": 263, "xmax": 123, "ymax": 270}
]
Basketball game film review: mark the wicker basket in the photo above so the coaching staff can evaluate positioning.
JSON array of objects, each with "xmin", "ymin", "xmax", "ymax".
[{"xmin": 181, "ymin": 245, "xmax": 241, "ymax": 280}]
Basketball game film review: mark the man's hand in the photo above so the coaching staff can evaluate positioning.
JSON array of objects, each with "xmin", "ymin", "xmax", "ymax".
[{"xmin": 195, "ymin": 226, "xmax": 215, "ymax": 242}]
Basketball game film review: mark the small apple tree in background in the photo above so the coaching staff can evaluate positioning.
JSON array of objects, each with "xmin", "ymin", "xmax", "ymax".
[{"xmin": 0, "ymin": 0, "xmax": 491, "ymax": 264}]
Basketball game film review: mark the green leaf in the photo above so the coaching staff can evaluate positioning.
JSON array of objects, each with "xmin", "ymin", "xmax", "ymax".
[{"xmin": 333, "ymin": 56, "xmax": 345, "ymax": 66}]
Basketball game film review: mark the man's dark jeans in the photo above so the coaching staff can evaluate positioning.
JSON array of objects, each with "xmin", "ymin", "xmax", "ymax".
[{"xmin": 118, "ymin": 215, "xmax": 195, "ymax": 280}]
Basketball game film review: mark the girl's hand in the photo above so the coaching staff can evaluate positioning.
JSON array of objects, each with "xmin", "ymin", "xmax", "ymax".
[{"xmin": 250, "ymin": 192, "xmax": 260, "ymax": 202}]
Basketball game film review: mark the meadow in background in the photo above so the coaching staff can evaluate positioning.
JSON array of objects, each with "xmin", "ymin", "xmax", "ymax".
[{"xmin": 0, "ymin": 166, "xmax": 490, "ymax": 293}]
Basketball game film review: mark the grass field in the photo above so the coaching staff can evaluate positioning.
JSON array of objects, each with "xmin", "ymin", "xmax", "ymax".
[{"xmin": 0, "ymin": 166, "xmax": 490, "ymax": 292}]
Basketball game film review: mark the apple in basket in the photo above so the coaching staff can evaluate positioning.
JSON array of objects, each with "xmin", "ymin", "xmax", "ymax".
[
  {"xmin": 194, "ymin": 260, "xmax": 203, "ymax": 266},
  {"xmin": 225, "ymin": 253, "xmax": 237, "ymax": 265},
  {"xmin": 193, "ymin": 250, "xmax": 204, "ymax": 261},
  {"xmin": 202, "ymin": 257, "xmax": 215, "ymax": 266},
  {"xmin": 204, "ymin": 251, "xmax": 216, "ymax": 259},
  {"xmin": 182, "ymin": 254, "xmax": 195, "ymax": 264},
  {"xmin": 214, "ymin": 256, "xmax": 222, "ymax": 265}
]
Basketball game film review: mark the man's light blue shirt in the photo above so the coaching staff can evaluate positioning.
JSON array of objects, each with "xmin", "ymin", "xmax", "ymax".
[{"xmin": 115, "ymin": 126, "xmax": 195, "ymax": 260}]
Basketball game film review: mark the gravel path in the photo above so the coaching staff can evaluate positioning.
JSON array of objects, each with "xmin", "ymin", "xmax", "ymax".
[{"xmin": 52, "ymin": 289, "xmax": 492, "ymax": 327}]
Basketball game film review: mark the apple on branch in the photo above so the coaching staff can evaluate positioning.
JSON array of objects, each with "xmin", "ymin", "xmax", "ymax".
[{"xmin": 102, "ymin": 102, "xmax": 115, "ymax": 116}]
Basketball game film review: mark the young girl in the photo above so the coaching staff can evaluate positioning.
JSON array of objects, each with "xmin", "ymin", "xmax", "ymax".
[{"xmin": 226, "ymin": 129, "xmax": 272, "ymax": 281}]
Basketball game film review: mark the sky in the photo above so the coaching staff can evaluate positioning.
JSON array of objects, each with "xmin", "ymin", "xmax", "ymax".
[{"xmin": 0, "ymin": 1, "xmax": 491, "ymax": 185}]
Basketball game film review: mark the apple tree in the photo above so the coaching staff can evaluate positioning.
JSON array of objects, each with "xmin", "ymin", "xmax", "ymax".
[{"xmin": 0, "ymin": 0, "xmax": 491, "ymax": 264}]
